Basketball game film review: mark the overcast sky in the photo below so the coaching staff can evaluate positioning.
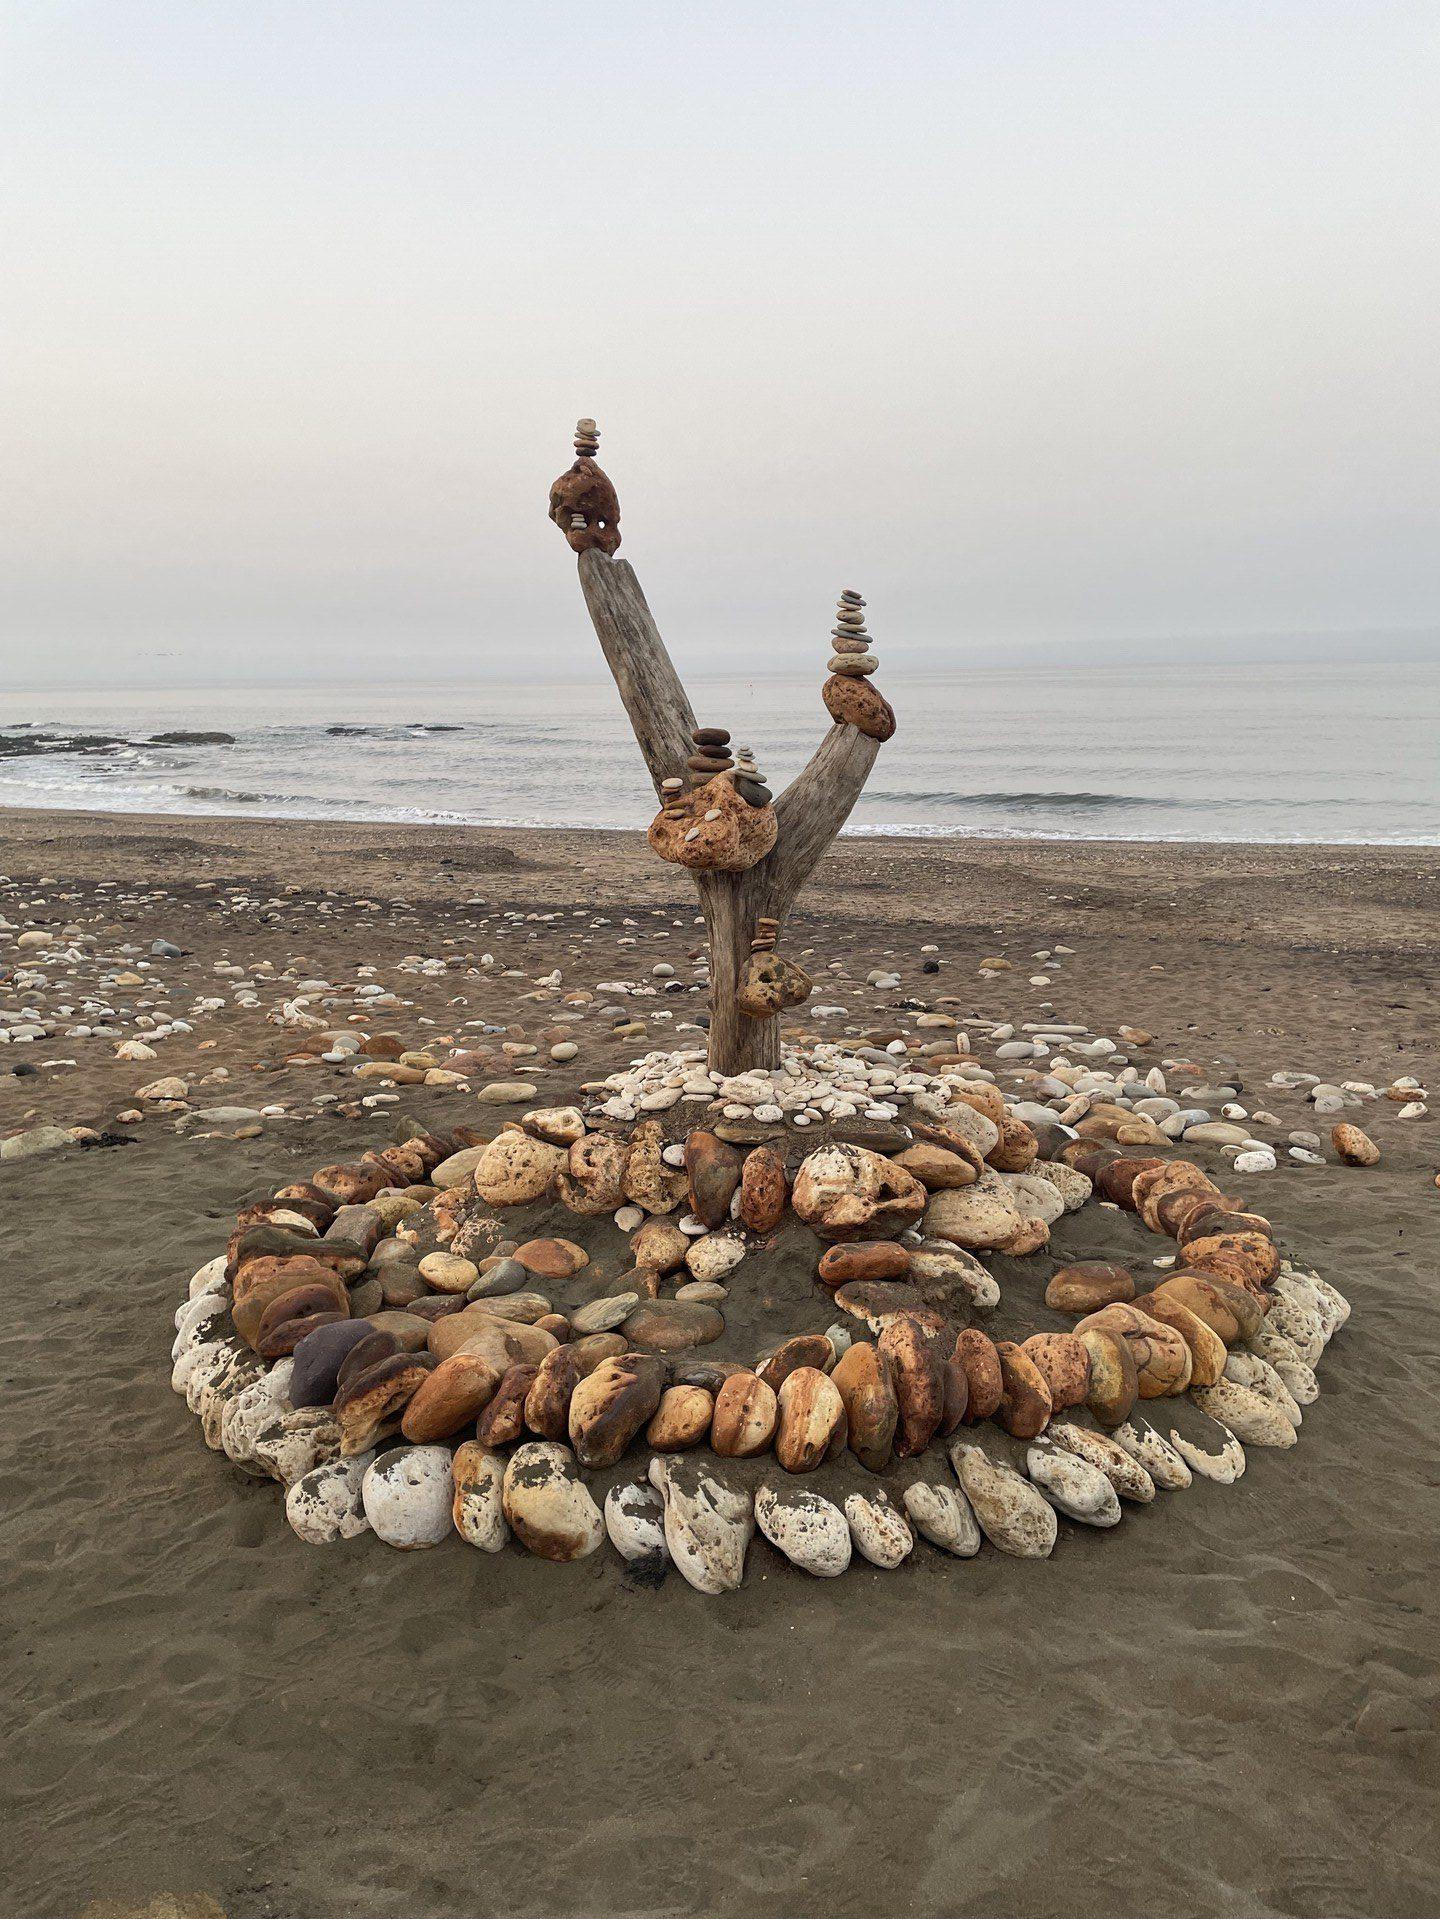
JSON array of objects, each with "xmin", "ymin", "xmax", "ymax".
[{"xmin": 2, "ymin": 1, "xmax": 1437, "ymax": 689}]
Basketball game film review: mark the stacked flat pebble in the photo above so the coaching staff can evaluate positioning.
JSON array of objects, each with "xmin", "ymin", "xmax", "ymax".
[
  {"xmin": 732, "ymin": 744, "xmax": 771, "ymax": 809},
  {"xmin": 829, "ymin": 588, "xmax": 877, "ymax": 677},
  {"xmin": 687, "ymin": 726, "xmax": 734, "ymax": 782}
]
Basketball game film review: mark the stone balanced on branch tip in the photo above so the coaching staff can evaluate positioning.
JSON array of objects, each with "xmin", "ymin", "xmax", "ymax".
[{"xmin": 548, "ymin": 416, "xmax": 621, "ymax": 555}]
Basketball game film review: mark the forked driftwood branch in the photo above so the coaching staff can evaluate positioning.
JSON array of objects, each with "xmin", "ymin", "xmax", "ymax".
[{"xmin": 554, "ymin": 424, "xmax": 888, "ymax": 1076}]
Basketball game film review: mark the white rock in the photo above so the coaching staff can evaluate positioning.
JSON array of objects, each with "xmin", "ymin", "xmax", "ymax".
[
  {"xmin": 651, "ymin": 1454, "xmax": 754, "ymax": 1594},
  {"xmin": 451, "ymin": 1444, "xmax": 509, "ymax": 1551},
  {"xmin": 902, "ymin": 1479, "xmax": 982, "ymax": 1557},
  {"xmin": 755, "ymin": 1483, "xmax": 852, "ymax": 1577},
  {"xmin": 1167, "ymin": 1419, "xmax": 1246, "ymax": 1484},
  {"xmin": 187, "ymin": 1255, "xmax": 230, "ymax": 1301},
  {"xmin": 251, "ymin": 1405, "xmax": 343, "ymax": 1486},
  {"xmin": 1191, "ymin": 1382, "xmax": 1298, "ymax": 1448},
  {"xmin": 1112, "ymin": 1417, "xmax": 1193, "ymax": 1490},
  {"xmin": 843, "ymin": 1488, "xmax": 914, "ymax": 1568},
  {"xmin": 1223, "ymin": 1352, "xmax": 1302, "ymax": 1427},
  {"xmin": 286, "ymin": 1451, "xmax": 374, "ymax": 1543},
  {"xmin": 501, "ymin": 1441, "xmax": 604, "ymax": 1560},
  {"xmin": 1047, "ymin": 1422, "xmax": 1155, "ymax": 1502},
  {"xmin": 1026, "ymin": 1441, "xmax": 1122, "ymax": 1526},
  {"xmin": 684, "ymin": 1231, "xmax": 746, "ymax": 1282},
  {"xmin": 362, "ymin": 1445, "xmax": 456, "ymax": 1548},
  {"xmin": 604, "ymin": 1477, "xmax": 669, "ymax": 1562}
]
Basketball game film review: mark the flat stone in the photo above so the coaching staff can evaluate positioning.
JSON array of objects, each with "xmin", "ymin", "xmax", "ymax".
[{"xmin": 622, "ymin": 1299, "xmax": 726, "ymax": 1353}]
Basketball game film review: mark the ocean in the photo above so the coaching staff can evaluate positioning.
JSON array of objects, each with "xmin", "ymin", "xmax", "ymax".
[{"xmin": 3, "ymin": 661, "xmax": 1436, "ymax": 844}]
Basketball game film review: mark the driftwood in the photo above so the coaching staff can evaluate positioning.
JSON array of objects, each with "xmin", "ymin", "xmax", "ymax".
[{"xmin": 566, "ymin": 464, "xmax": 885, "ymax": 1076}]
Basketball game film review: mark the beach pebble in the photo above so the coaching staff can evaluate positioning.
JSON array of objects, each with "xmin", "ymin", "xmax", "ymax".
[
  {"xmin": 502, "ymin": 1441, "xmax": 605, "ymax": 1560},
  {"xmin": 450, "ymin": 1440, "xmax": 509, "ymax": 1551},
  {"xmin": 1047, "ymin": 1422, "xmax": 1156, "ymax": 1502},
  {"xmin": 1190, "ymin": 1381, "xmax": 1298, "ymax": 1447},
  {"xmin": 1331, "ymin": 1123, "xmax": 1379, "ymax": 1165},
  {"xmin": 604, "ymin": 1477, "xmax": 669, "ymax": 1563},
  {"xmin": 755, "ymin": 1482, "xmax": 852, "ymax": 1576},
  {"xmin": 286, "ymin": 1451, "xmax": 374, "ymax": 1544},
  {"xmin": 844, "ymin": 1487, "xmax": 914, "ymax": 1568},
  {"xmin": 1112, "ymin": 1417, "xmax": 1193, "ymax": 1490},
  {"xmin": 251, "ymin": 1405, "xmax": 342, "ymax": 1486},
  {"xmin": 361, "ymin": 1444, "xmax": 455, "ymax": 1548},
  {"xmin": 1026, "ymin": 1441, "xmax": 1122, "ymax": 1527},
  {"xmin": 949, "ymin": 1442, "xmax": 1058, "ymax": 1556},
  {"xmin": 902, "ymin": 1479, "xmax": 982, "ymax": 1557},
  {"xmin": 652, "ymin": 1454, "xmax": 755, "ymax": 1594}
]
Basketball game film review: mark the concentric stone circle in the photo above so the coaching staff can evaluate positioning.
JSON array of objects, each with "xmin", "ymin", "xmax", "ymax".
[{"xmin": 173, "ymin": 1067, "xmax": 1352, "ymax": 1587}]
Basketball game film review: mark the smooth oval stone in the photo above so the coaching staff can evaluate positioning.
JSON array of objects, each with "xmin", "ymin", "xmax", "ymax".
[
  {"xmin": 362, "ymin": 1444, "xmax": 455, "ymax": 1547},
  {"xmin": 948, "ymin": 1442, "xmax": 1057, "ymax": 1558},
  {"xmin": 1045, "ymin": 1261, "xmax": 1136, "ymax": 1314},
  {"xmin": 604, "ymin": 1477, "xmax": 669, "ymax": 1562},
  {"xmin": 755, "ymin": 1483, "xmax": 852, "ymax": 1577},
  {"xmin": 571, "ymin": 1292, "xmax": 640, "ymax": 1335},
  {"xmin": 450, "ymin": 1440, "xmax": 509, "ymax": 1550},
  {"xmin": 844, "ymin": 1488, "xmax": 914, "ymax": 1568},
  {"xmin": 286, "ymin": 1451, "xmax": 374, "ymax": 1544},
  {"xmin": 652, "ymin": 1454, "xmax": 755, "ymax": 1594},
  {"xmin": 290, "ymin": 1319, "xmax": 379, "ymax": 1408},
  {"xmin": 467, "ymin": 1255, "xmax": 529, "ymax": 1300},
  {"xmin": 1026, "ymin": 1441, "xmax": 1122, "ymax": 1526},
  {"xmin": 902, "ymin": 1480, "xmax": 981, "ymax": 1557},
  {"xmin": 1047, "ymin": 1421, "xmax": 1156, "ymax": 1502},
  {"xmin": 622, "ymin": 1299, "xmax": 725, "ymax": 1353},
  {"xmin": 501, "ymin": 1441, "xmax": 604, "ymax": 1561}
]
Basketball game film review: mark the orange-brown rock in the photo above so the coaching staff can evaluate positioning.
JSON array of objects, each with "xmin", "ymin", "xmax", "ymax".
[
  {"xmin": 685, "ymin": 1131, "xmax": 743, "ymax": 1229},
  {"xmin": 953, "ymin": 1328, "xmax": 1004, "ymax": 1424},
  {"xmin": 1176, "ymin": 1205, "xmax": 1272, "ymax": 1247},
  {"xmin": 522, "ymin": 1345, "xmax": 591, "ymax": 1441},
  {"xmin": 1074, "ymin": 1324, "xmax": 1138, "ymax": 1427},
  {"xmin": 473, "ymin": 1363, "xmax": 538, "ymax": 1446},
  {"xmin": 549, "ymin": 453, "xmax": 621, "ymax": 555},
  {"xmin": 646, "ymin": 1385, "xmax": 714, "ymax": 1452},
  {"xmin": 711, "ymin": 1372, "xmax": 778, "ymax": 1458},
  {"xmin": 1044, "ymin": 1261, "xmax": 1136, "ymax": 1314},
  {"xmin": 648, "ymin": 774, "xmax": 778, "ymax": 873},
  {"xmin": 513, "ymin": 1237, "xmax": 589, "ymax": 1281},
  {"xmin": 254, "ymin": 1284, "xmax": 347, "ymax": 1359},
  {"xmin": 997, "ymin": 1216, "xmax": 1050, "ymax": 1256},
  {"xmin": 823, "ymin": 672, "xmax": 896, "ymax": 741},
  {"xmin": 892, "ymin": 1142, "xmax": 980, "ymax": 1191},
  {"xmin": 556, "ymin": 1134, "xmax": 630, "ymax": 1215},
  {"xmin": 878, "ymin": 1315, "xmax": 946, "ymax": 1457},
  {"xmin": 939, "ymin": 1354, "xmax": 971, "ymax": 1435},
  {"xmin": 774, "ymin": 1367, "xmax": 848, "ymax": 1473},
  {"xmin": 1078, "ymin": 1304, "xmax": 1192, "ymax": 1398},
  {"xmin": 233, "ymin": 1257, "xmax": 347, "ymax": 1349},
  {"xmin": 568, "ymin": 1353, "xmax": 667, "ymax": 1469},
  {"xmin": 1097, "ymin": 1156, "xmax": 1165, "ymax": 1209},
  {"xmin": 401, "ymin": 1350, "xmax": 503, "ymax": 1441},
  {"xmin": 1146, "ymin": 1270, "xmax": 1263, "ymax": 1345},
  {"xmin": 951, "ymin": 1083, "xmax": 1007, "ymax": 1127},
  {"xmin": 738, "ymin": 1146, "xmax": 788, "ymax": 1234},
  {"xmin": 1332, "ymin": 1122, "xmax": 1380, "ymax": 1166},
  {"xmin": 1136, "ymin": 1161, "xmax": 1218, "ymax": 1233},
  {"xmin": 1184, "ymin": 1230, "xmax": 1281, "ymax": 1290},
  {"xmin": 817, "ymin": 1241, "xmax": 913, "ymax": 1287},
  {"xmin": 993, "ymin": 1341, "xmax": 1053, "ymax": 1439},
  {"xmin": 1133, "ymin": 1294, "xmax": 1227, "ymax": 1388},
  {"xmin": 1020, "ymin": 1333, "xmax": 1091, "ymax": 1412},
  {"xmin": 758, "ymin": 1334, "xmax": 835, "ymax": 1394},
  {"xmin": 335, "ymin": 1351, "xmax": 434, "ymax": 1455},
  {"xmin": 631, "ymin": 1217, "xmax": 690, "ymax": 1274},
  {"xmin": 830, "ymin": 1341, "xmax": 898, "ymax": 1472},
  {"xmin": 987, "ymin": 1116, "xmax": 1039, "ymax": 1173}
]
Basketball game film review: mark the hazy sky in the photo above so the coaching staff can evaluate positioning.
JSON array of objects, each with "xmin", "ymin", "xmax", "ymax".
[{"xmin": 3, "ymin": 1, "xmax": 1437, "ymax": 689}]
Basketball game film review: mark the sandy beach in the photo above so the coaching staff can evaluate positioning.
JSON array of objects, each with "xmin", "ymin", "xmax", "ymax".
[{"xmin": 3, "ymin": 807, "xmax": 1438, "ymax": 1919}]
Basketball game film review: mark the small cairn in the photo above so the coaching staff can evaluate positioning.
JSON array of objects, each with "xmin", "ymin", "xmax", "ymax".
[
  {"xmin": 732, "ymin": 745, "xmax": 772, "ymax": 810},
  {"xmin": 547, "ymin": 416, "xmax": 621, "ymax": 555},
  {"xmin": 687, "ymin": 726, "xmax": 734, "ymax": 783},
  {"xmin": 829, "ymin": 588, "xmax": 877, "ymax": 676},
  {"xmin": 822, "ymin": 585, "xmax": 896, "ymax": 742},
  {"xmin": 751, "ymin": 915, "xmax": 779, "ymax": 954}
]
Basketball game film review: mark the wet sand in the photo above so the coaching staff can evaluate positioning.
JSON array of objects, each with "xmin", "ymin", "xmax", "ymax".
[{"xmin": 3, "ymin": 808, "xmax": 1439, "ymax": 1919}]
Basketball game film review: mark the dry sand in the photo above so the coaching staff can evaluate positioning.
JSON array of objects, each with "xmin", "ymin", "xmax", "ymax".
[{"xmin": 3, "ymin": 808, "xmax": 1438, "ymax": 1919}]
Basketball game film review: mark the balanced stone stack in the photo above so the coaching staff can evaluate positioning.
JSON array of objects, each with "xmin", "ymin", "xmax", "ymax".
[
  {"xmin": 687, "ymin": 727, "xmax": 734, "ymax": 784},
  {"xmin": 830, "ymin": 589, "xmax": 876, "ymax": 677},
  {"xmin": 573, "ymin": 417, "xmax": 600, "ymax": 459},
  {"xmin": 821, "ymin": 587, "xmax": 896, "ymax": 742},
  {"xmin": 751, "ymin": 916, "xmax": 779, "ymax": 954},
  {"xmin": 732, "ymin": 746, "xmax": 771, "ymax": 809}
]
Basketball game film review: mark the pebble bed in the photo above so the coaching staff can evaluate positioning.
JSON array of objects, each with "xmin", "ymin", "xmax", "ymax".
[{"xmin": 172, "ymin": 1044, "xmax": 1355, "ymax": 1588}]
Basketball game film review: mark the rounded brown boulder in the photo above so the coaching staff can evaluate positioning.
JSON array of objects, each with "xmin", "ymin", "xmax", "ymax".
[
  {"xmin": 817, "ymin": 1241, "xmax": 913, "ymax": 1288},
  {"xmin": 646, "ymin": 1384, "xmax": 714, "ymax": 1452},
  {"xmin": 1020, "ymin": 1333, "xmax": 1091, "ymax": 1411},
  {"xmin": 1184, "ymin": 1230, "xmax": 1280, "ymax": 1291},
  {"xmin": 1133, "ymin": 1294, "xmax": 1226, "ymax": 1388},
  {"xmin": 738, "ymin": 1145, "xmax": 788, "ymax": 1234},
  {"xmin": 1332, "ymin": 1122, "xmax": 1379, "ymax": 1167},
  {"xmin": 522, "ymin": 1345, "xmax": 592, "ymax": 1441},
  {"xmin": 1045, "ymin": 1260, "xmax": 1137, "ymax": 1314},
  {"xmin": 775, "ymin": 1367, "xmax": 848, "ymax": 1473},
  {"xmin": 711, "ymin": 1372, "xmax": 778, "ymax": 1458},
  {"xmin": 335, "ymin": 1351, "xmax": 434, "ymax": 1455},
  {"xmin": 823, "ymin": 672, "xmax": 896, "ymax": 741},
  {"xmin": 473, "ymin": 1363, "xmax": 539, "ymax": 1445},
  {"xmin": 953, "ymin": 1328, "xmax": 1004, "ymax": 1423},
  {"xmin": 568, "ymin": 1353, "xmax": 667, "ymax": 1469},
  {"xmin": 684, "ymin": 1131, "xmax": 743, "ymax": 1230},
  {"xmin": 401, "ymin": 1350, "xmax": 503, "ymax": 1442},
  {"xmin": 830, "ymin": 1341, "xmax": 898, "ymax": 1473},
  {"xmin": 1078, "ymin": 1304, "xmax": 1192, "ymax": 1398},
  {"xmin": 1146, "ymin": 1270, "xmax": 1261, "ymax": 1345},
  {"xmin": 877, "ymin": 1315, "xmax": 945, "ymax": 1457},
  {"xmin": 1075, "ymin": 1324, "xmax": 1139, "ymax": 1427},
  {"xmin": 993, "ymin": 1340, "xmax": 1053, "ymax": 1440},
  {"xmin": 758, "ymin": 1334, "xmax": 835, "ymax": 1394}
]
